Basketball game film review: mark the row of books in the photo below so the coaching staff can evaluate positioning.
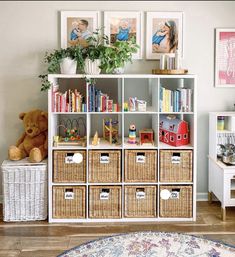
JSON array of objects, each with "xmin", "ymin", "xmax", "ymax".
[
  {"xmin": 52, "ymin": 87, "xmax": 86, "ymax": 112},
  {"xmin": 160, "ymin": 86, "xmax": 193, "ymax": 112},
  {"xmin": 88, "ymin": 84, "xmax": 119, "ymax": 112}
]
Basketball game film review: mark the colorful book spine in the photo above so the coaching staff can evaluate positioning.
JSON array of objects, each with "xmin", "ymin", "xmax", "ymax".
[{"xmin": 160, "ymin": 86, "xmax": 193, "ymax": 113}]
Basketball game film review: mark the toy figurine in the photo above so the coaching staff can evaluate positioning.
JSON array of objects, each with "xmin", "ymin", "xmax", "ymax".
[
  {"xmin": 92, "ymin": 131, "xmax": 100, "ymax": 146},
  {"xmin": 128, "ymin": 124, "xmax": 137, "ymax": 144},
  {"xmin": 124, "ymin": 102, "xmax": 129, "ymax": 112}
]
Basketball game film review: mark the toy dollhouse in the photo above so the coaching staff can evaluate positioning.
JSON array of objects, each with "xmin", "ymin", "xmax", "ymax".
[{"xmin": 159, "ymin": 115, "xmax": 189, "ymax": 147}]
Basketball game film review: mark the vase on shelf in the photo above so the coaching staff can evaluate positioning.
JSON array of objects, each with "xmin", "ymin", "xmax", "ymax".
[
  {"xmin": 84, "ymin": 59, "xmax": 101, "ymax": 75},
  {"xmin": 60, "ymin": 57, "xmax": 77, "ymax": 74},
  {"xmin": 112, "ymin": 67, "xmax": 125, "ymax": 74}
]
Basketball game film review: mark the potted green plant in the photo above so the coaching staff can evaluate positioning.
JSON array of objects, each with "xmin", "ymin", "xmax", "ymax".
[
  {"xmin": 81, "ymin": 29, "xmax": 139, "ymax": 75},
  {"xmin": 101, "ymin": 38, "xmax": 139, "ymax": 74},
  {"xmin": 81, "ymin": 29, "xmax": 109, "ymax": 75},
  {"xmin": 39, "ymin": 45, "xmax": 84, "ymax": 91}
]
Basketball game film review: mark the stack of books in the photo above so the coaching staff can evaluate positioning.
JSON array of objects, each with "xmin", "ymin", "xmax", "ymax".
[
  {"xmin": 160, "ymin": 85, "xmax": 193, "ymax": 112},
  {"xmin": 52, "ymin": 86, "xmax": 86, "ymax": 112},
  {"xmin": 88, "ymin": 84, "xmax": 119, "ymax": 112}
]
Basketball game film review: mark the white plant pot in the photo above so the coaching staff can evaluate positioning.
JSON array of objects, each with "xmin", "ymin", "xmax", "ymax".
[
  {"xmin": 112, "ymin": 67, "xmax": 125, "ymax": 74},
  {"xmin": 84, "ymin": 59, "xmax": 101, "ymax": 75},
  {"xmin": 60, "ymin": 57, "xmax": 77, "ymax": 74}
]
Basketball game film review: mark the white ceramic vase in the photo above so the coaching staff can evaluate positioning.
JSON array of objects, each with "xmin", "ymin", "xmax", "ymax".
[
  {"xmin": 60, "ymin": 57, "xmax": 77, "ymax": 74},
  {"xmin": 112, "ymin": 67, "xmax": 125, "ymax": 74},
  {"xmin": 84, "ymin": 59, "xmax": 101, "ymax": 75}
]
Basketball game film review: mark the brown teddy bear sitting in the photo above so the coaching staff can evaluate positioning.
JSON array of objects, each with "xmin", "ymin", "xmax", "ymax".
[{"xmin": 8, "ymin": 109, "xmax": 48, "ymax": 163}]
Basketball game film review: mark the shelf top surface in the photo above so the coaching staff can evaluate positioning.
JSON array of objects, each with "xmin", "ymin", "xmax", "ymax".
[
  {"xmin": 48, "ymin": 73, "xmax": 197, "ymax": 79},
  {"xmin": 210, "ymin": 112, "xmax": 235, "ymax": 116}
]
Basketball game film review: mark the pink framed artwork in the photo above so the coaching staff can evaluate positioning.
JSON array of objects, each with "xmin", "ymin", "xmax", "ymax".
[{"xmin": 215, "ymin": 28, "xmax": 235, "ymax": 87}]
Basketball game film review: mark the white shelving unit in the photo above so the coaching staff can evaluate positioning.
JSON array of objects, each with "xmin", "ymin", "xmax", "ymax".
[
  {"xmin": 209, "ymin": 112, "xmax": 235, "ymax": 220},
  {"xmin": 48, "ymin": 74, "xmax": 197, "ymax": 223}
]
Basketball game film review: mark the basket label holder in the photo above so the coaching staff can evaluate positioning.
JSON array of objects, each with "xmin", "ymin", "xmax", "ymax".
[
  {"xmin": 100, "ymin": 153, "xmax": 110, "ymax": 164},
  {"xmin": 171, "ymin": 152, "xmax": 181, "ymax": 164},
  {"xmin": 136, "ymin": 188, "xmax": 145, "ymax": 199},
  {"xmin": 100, "ymin": 189, "xmax": 110, "ymax": 200},
  {"xmin": 136, "ymin": 152, "xmax": 146, "ymax": 163},
  {"xmin": 170, "ymin": 189, "xmax": 180, "ymax": 199},
  {"xmin": 64, "ymin": 189, "xmax": 74, "ymax": 200},
  {"xmin": 65, "ymin": 153, "xmax": 75, "ymax": 164}
]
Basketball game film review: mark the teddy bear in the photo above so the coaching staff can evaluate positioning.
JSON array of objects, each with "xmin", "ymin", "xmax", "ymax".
[{"xmin": 8, "ymin": 109, "xmax": 48, "ymax": 163}]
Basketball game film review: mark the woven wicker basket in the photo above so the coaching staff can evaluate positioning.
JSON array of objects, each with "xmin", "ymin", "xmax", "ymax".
[
  {"xmin": 124, "ymin": 186, "xmax": 157, "ymax": 218},
  {"xmin": 53, "ymin": 150, "xmax": 86, "ymax": 183},
  {"xmin": 160, "ymin": 150, "xmax": 193, "ymax": 182},
  {"xmin": 89, "ymin": 150, "xmax": 121, "ymax": 183},
  {"xmin": 89, "ymin": 186, "xmax": 122, "ymax": 219},
  {"xmin": 124, "ymin": 150, "xmax": 157, "ymax": 182},
  {"xmin": 159, "ymin": 185, "xmax": 192, "ymax": 218},
  {"xmin": 1, "ymin": 159, "xmax": 47, "ymax": 222},
  {"xmin": 53, "ymin": 186, "xmax": 86, "ymax": 219}
]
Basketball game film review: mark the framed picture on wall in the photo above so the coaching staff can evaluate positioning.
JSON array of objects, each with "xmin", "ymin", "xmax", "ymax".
[
  {"xmin": 215, "ymin": 28, "xmax": 235, "ymax": 87},
  {"xmin": 146, "ymin": 12, "xmax": 183, "ymax": 60},
  {"xmin": 104, "ymin": 11, "xmax": 143, "ymax": 59},
  {"xmin": 61, "ymin": 11, "xmax": 100, "ymax": 48}
]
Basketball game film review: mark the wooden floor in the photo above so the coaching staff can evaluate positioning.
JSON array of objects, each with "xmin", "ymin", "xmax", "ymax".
[{"xmin": 0, "ymin": 202, "xmax": 235, "ymax": 257}]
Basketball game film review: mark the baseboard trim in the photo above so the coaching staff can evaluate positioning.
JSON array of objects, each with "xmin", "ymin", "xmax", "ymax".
[
  {"xmin": 196, "ymin": 192, "xmax": 208, "ymax": 201},
  {"xmin": 0, "ymin": 193, "xmax": 209, "ymax": 204}
]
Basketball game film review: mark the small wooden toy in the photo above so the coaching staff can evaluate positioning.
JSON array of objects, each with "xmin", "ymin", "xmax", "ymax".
[
  {"xmin": 159, "ymin": 115, "xmax": 189, "ymax": 147},
  {"xmin": 54, "ymin": 118, "xmax": 86, "ymax": 146},
  {"xmin": 139, "ymin": 129, "xmax": 154, "ymax": 145},
  {"xmin": 103, "ymin": 118, "xmax": 119, "ymax": 144},
  {"xmin": 124, "ymin": 102, "xmax": 129, "ymax": 112},
  {"xmin": 92, "ymin": 131, "xmax": 100, "ymax": 146},
  {"xmin": 128, "ymin": 124, "xmax": 137, "ymax": 144}
]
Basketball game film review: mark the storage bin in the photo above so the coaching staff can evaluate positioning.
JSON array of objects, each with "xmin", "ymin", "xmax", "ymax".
[
  {"xmin": 53, "ymin": 186, "xmax": 86, "ymax": 219},
  {"xmin": 159, "ymin": 185, "xmax": 192, "ymax": 218},
  {"xmin": 89, "ymin": 186, "xmax": 122, "ymax": 219},
  {"xmin": 53, "ymin": 150, "xmax": 86, "ymax": 183},
  {"xmin": 1, "ymin": 159, "xmax": 47, "ymax": 222},
  {"xmin": 124, "ymin": 186, "xmax": 157, "ymax": 218},
  {"xmin": 89, "ymin": 150, "xmax": 121, "ymax": 183},
  {"xmin": 160, "ymin": 150, "xmax": 193, "ymax": 182},
  {"xmin": 125, "ymin": 150, "xmax": 157, "ymax": 182}
]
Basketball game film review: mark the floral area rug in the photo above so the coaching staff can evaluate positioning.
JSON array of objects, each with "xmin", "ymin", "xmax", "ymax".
[{"xmin": 58, "ymin": 231, "xmax": 235, "ymax": 257}]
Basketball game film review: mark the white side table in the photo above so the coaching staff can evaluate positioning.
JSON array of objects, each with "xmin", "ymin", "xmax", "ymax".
[{"xmin": 208, "ymin": 156, "xmax": 235, "ymax": 221}]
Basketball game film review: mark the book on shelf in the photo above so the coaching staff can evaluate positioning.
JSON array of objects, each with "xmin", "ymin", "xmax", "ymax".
[
  {"xmin": 52, "ymin": 85, "xmax": 85, "ymax": 112},
  {"xmin": 160, "ymin": 85, "xmax": 192, "ymax": 112},
  {"xmin": 88, "ymin": 84, "xmax": 119, "ymax": 112}
]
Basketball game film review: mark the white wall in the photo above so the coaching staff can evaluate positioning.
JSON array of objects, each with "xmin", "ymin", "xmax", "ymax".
[{"xmin": 1, "ymin": 1, "xmax": 235, "ymax": 199}]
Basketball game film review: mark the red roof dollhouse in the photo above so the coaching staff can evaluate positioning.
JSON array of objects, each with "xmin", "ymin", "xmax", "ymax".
[{"xmin": 159, "ymin": 115, "xmax": 189, "ymax": 147}]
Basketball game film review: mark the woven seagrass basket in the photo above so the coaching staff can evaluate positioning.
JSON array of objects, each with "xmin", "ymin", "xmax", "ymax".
[
  {"xmin": 124, "ymin": 185, "xmax": 157, "ymax": 218},
  {"xmin": 89, "ymin": 150, "xmax": 121, "ymax": 183},
  {"xmin": 124, "ymin": 150, "xmax": 157, "ymax": 182},
  {"xmin": 89, "ymin": 186, "xmax": 122, "ymax": 219}
]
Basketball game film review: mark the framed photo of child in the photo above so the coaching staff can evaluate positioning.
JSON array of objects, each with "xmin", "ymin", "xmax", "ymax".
[
  {"xmin": 146, "ymin": 12, "xmax": 183, "ymax": 60},
  {"xmin": 104, "ymin": 11, "xmax": 143, "ymax": 59},
  {"xmin": 215, "ymin": 28, "xmax": 235, "ymax": 87},
  {"xmin": 61, "ymin": 11, "xmax": 100, "ymax": 48}
]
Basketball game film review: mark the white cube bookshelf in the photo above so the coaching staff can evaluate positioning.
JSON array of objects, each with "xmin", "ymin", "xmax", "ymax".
[{"xmin": 48, "ymin": 74, "xmax": 197, "ymax": 223}]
